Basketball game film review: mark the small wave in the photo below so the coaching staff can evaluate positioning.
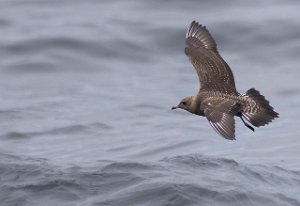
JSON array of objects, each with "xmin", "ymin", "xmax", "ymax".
[
  {"xmin": 101, "ymin": 162, "xmax": 155, "ymax": 173},
  {"xmin": 1, "ymin": 122, "xmax": 112, "ymax": 139},
  {"xmin": 0, "ymin": 18, "xmax": 10, "ymax": 27},
  {"xmin": 1, "ymin": 132, "xmax": 31, "ymax": 139},
  {"xmin": 0, "ymin": 110, "xmax": 22, "ymax": 119},
  {"xmin": 162, "ymin": 154, "xmax": 239, "ymax": 169},
  {"xmin": 3, "ymin": 35, "xmax": 152, "ymax": 73}
]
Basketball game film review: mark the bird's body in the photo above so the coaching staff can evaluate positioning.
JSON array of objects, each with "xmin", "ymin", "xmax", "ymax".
[{"xmin": 172, "ymin": 21, "xmax": 278, "ymax": 140}]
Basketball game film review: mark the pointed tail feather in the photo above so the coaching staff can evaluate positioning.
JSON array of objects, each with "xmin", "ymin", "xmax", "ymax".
[{"xmin": 242, "ymin": 88, "xmax": 279, "ymax": 127}]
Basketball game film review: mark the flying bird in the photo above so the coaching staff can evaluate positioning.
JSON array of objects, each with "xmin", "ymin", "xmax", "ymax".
[{"xmin": 172, "ymin": 21, "xmax": 278, "ymax": 140}]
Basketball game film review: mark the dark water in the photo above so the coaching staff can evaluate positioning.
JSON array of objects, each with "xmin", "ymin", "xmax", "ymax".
[{"xmin": 1, "ymin": 0, "xmax": 300, "ymax": 205}]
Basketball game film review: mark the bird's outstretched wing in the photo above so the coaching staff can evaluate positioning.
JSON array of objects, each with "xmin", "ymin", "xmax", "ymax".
[
  {"xmin": 185, "ymin": 21, "xmax": 237, "ymax": 94},
  {"xmin": 204, "ymin": 109, "xmax": 235, "ymax": 140},
  {"xmin": 201, "ymin": 98, "xmax": 242, "ymax": 140}
]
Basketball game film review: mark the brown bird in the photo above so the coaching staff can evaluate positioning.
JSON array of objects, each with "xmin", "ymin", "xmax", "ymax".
[{"xmin": 172, "ymin": 21, "xmax": 279, "ymax": 140}]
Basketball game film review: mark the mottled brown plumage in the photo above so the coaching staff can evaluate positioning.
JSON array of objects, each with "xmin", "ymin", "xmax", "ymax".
[{"xmin": 172, "ymin": 21, "xmax": 279, "ymax": 140}]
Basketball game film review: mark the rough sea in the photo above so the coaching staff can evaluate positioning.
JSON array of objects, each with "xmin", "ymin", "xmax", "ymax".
[{"xmin": 1, "ymin": 0, "xmax": 300, "ymax": 205}]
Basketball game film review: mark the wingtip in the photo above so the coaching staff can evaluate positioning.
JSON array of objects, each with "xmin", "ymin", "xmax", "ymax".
[
  {"xmin": 190, "ymin": 20, "xmax": 202, "ymax": 28},
  {"xmin": 186, "ymin": 20, "xmax": 204, "ymax": 38},
  {"xmin": 224, "ymin": 134, "xmax": 236, "ymax": 140},
  {"xmin": 185, "ymin": 20, "xmax": 218, "ymax": 52}
]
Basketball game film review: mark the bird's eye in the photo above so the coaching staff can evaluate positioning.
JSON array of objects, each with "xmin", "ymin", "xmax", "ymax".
[{"xmin": 182, "ymin": 101, "xmax": 186, "ymax": 105}]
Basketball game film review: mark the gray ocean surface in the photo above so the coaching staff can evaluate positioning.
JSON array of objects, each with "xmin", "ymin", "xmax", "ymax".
[{"xmin": 1, "ymin": 0, "xmax": 300, "ymax": 205}]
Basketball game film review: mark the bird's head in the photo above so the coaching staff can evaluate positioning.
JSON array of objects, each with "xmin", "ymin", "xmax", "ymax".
[{"xmin": 172, "ymin": 96, "xmax": 195, "ymax": 113}]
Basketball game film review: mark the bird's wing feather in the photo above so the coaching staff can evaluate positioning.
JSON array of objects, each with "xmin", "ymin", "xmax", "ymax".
[
  {"xmin": 185, "ymin": 21, "xmax": 237, "ymax": 94},
  {"xmin": 204, "ymin": 109, "xmax": 235, "ymax": 140},
  {"xmin": 201, "ymin": 98, "xmax": 240, "ymax": 140}
]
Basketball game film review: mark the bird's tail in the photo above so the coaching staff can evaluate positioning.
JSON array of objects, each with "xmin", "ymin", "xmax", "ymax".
[{"xmin": 241, "ymin": 88, "xmax": 278, "ymax": 127}]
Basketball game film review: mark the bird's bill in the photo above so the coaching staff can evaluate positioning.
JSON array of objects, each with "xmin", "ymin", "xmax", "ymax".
[{"xmin": 171, "ymin": 106, "xmax": 178, "ymax": 110}]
